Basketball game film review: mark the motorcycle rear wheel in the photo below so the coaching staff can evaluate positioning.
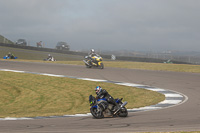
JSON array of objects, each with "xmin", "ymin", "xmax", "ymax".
[{"xmin": 90, "ymin": 108, "xmax": 104, "ymax": 119}]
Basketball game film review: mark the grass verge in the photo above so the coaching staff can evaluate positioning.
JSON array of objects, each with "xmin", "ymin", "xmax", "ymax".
[{"xmin": 0, "ymin": 71, "xmax": 164, "ymax": 118}]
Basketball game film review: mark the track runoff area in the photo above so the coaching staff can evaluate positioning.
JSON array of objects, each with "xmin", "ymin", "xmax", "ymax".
[{"xmin": 0, "ymin": 68, "xmax": 187, "ymax": 120}]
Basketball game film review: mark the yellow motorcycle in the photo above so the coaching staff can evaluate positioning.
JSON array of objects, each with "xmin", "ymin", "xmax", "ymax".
[{"xmin": 83, "ymin": 55, "xmax": 104, "ymax": 69}]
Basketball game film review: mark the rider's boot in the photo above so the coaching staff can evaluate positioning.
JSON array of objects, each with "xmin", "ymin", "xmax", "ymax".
[{"xmin": 111, "ymin": 101, "xmax": 120, "ymax": 112}]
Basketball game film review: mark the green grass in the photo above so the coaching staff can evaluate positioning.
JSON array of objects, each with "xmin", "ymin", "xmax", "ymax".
[
  {"xmin": 0, "ymin": 46, "xmax": 83, "ymax": 61},
  {"xmin": 104, "ymin": 61, "xmax": 200, "ymax": 73},
  {"xmin": 0, "ymin": 71, "xmax": 164, "ymax": 118}
]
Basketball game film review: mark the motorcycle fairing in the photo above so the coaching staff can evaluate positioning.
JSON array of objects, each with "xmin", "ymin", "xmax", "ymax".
[{"xmin": 91, "ymin": 98, "xmax": 107, "ymax": 109}]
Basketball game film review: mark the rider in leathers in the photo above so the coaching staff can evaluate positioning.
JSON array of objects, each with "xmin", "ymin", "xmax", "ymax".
[
  {"xmin": 95, "ymin": 86, "xmax": 119, "ymax": 111},
  {"xmin": 7, "ymin": 52, "xmax": 15, "ymax": 59},
  {"xmin": 88, "ymin": 49, "xmax": 99, "ymax": 65}
]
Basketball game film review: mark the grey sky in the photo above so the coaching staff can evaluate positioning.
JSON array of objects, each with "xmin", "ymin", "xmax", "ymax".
[{"xmin": 0, "ymin": 0, "xmax": 200, "ymax": 51}]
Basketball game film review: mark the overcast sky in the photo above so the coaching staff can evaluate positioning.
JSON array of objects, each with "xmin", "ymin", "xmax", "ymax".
[{"xmin": 0, "ymin": 0, "xmax": 200, "ymax": 51}]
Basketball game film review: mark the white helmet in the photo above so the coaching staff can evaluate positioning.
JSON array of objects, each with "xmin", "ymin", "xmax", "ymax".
[{"xmin": 91, "ymin": 49, "xmax": 95, "ymax": 53}]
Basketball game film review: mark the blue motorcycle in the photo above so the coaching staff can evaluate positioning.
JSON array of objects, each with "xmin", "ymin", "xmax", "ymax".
[
  {"xmin": 89, "ymin": 95, "xmax": 128, "ymax": 119},
  {"xmin": 3, "ymin": 56, "xmax": 17, "ymax": 59}
]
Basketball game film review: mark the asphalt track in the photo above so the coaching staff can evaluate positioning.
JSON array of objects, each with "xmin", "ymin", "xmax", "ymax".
[{"xmin": 0, "ymin": 60, "xmax": 200, "ymax": 133}]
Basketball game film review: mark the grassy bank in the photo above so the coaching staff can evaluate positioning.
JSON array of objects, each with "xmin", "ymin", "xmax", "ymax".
[
  {"xmin": 0, "ymin": 71, "xmax": 164, "ymax": 118},
  {"xmin": 0, "ymin": 46, "xmax": 83, "ymax": 61}
]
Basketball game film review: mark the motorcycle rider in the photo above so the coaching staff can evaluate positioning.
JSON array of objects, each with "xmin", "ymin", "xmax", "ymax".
[
  {"xmin": 88, "ymin": 49, "xmax": 98, "ymax": 57},
  {"xmin": 46, "ymin": 54, "xmax": 55, "ymax": 61},
  {"xmin": 95, "ymin": 86, "xmax": 120, "ymax": 112},
  {"xmin": 7, "ymin": 52, "xmax": 15, "ymax": 59},
  {"xmin": 88, "ymin": 49, "xmax": 99, "ymax": 64}
]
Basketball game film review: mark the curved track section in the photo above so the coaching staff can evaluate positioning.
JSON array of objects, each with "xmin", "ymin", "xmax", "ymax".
[
  {"xmin": 0, "ymin": 60, "xmax": 200, "ymax": 132},
  {"xmin": 0, "ymin": 68, "xmax": 186, "ymax": 120}
]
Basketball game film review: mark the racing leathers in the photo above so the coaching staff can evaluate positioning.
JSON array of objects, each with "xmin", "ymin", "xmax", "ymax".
[
  {"xmin": 96, "ymin": 89, "xmax": 119, "ymax": 111},
  {"xmin": 88, "ymin": 53, "xmax": 99, "ymax": 65},
  {"xmin": 7, "ymin": 53, "xmax": 15, "ymax": 59}
]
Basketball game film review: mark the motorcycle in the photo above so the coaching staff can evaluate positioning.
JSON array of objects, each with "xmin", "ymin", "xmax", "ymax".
[
  {"xmin": 83, "ymin": 55, "xmax": 104, "ymax": 69},
  {"xmin": 3, "ymin": 55, "xmax": 17, "ymax": 59},
  {"xmin": 43, "ymin": 57, "xmax": 56, "ymax": 61},
  {"xmin": 89, "ymin": 95, "xmax": 128, "ymax": 119}
]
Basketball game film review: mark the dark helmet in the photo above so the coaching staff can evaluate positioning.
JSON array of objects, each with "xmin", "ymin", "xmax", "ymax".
[{"xmin": 95, "ymin": 86, "xmax": 102, "ymax": 95}]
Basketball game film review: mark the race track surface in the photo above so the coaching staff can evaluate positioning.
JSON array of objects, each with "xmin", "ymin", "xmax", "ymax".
[{"xmin": 0, "ymin": 60, "xmax": 200, "ymax": 133}]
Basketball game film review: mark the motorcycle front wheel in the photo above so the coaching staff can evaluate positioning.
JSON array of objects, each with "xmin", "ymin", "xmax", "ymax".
[
  {"xmin": 100, "ymin": 63, "xmax": 104, "ymax": 69},
  {"xmin": 90, "ymin": 108, "xmax": 104, "ymax": 119},
  {"xmin": 118, "ymin": 107, "xmax": 128, "ymax": 117}
]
